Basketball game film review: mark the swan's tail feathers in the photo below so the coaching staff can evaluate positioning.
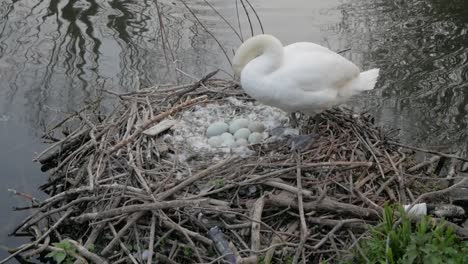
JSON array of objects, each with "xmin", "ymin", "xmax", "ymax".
[
  {"xmin": 338, "ymin": 68, "xmax": 379, "ymax": 100},
  {"xmin": 355, "ymin": 68, "xmax": 380, "ymax": 91}
]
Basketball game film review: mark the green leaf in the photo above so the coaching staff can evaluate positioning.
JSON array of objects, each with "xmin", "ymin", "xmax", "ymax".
[
  {"xmin": 344, "ymin": 204, "xmax": 468, "ymax": 264},
  {"xmin": 54, "ymin": 252, "xmax": 67, "ymax": 264},
  {"xmin": 87, "ymin": 243, "xmax": 96, "ymax": 252}
]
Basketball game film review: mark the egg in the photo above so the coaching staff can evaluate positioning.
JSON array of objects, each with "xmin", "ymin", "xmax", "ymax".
[
  {"xmin": 220, "ymin": 132, "xmax": 234, "ymax": 141},
  {"xmin": 234, "ymin": 128, "xmax": 251, "ymax": 140},
  {"xmin": 206, "ymin": 122, "xmax": 229, "ymax": 137},
  {"xmin": 248, "ymin": 121, "xmax": 265, "ymax": 133},
  {"xmin": 222, "ymin": 137, "xmax": 235, "ymax": 147},
  {"xmin": 229, "ymin": 118, "xmax": 250, "ymax": 133},
  {"xmin": 248, "ymin": 132, "xmax": 263, "ymax": 144},
  {"xmin": 235, "ymin": 138, "xmax": 249, "ymax": 147},
  {"xmin": 208, "ymin": 136, "xmax": 223, "ymax": 147}
]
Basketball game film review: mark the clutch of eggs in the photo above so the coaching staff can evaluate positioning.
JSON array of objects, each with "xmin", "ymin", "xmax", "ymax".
[{"xmin": 206, "ymin": 118, "xmax": 266, "ymax": 147}]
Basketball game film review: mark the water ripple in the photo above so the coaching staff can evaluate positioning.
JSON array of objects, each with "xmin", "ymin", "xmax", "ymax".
[{"xmin": 342, "ymin": 0, "xmax": 468, "ymax": 149}]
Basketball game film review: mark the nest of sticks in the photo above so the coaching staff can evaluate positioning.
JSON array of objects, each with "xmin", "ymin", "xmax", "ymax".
[{"xmin": 6, "ymin": 72, "xmax": 468, "ymax": 264}]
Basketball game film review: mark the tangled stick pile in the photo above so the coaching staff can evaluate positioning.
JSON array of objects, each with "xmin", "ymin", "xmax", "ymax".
[{"xmin": 6, "ymin": 74, "xmax": 468, "ymax": 264}]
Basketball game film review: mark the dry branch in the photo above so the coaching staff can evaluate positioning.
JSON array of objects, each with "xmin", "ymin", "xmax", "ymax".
[{"xmin": 7, "ymin": 78, "xmax": 468, "ymax": 264}]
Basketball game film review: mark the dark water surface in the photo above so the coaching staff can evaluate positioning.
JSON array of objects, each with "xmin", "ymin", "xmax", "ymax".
[{"xmin": 0, "ymin": 0, "xmax": 467, "ymax": 258}]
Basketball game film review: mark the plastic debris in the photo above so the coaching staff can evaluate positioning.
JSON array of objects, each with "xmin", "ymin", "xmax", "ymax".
[
  {"xmin": 207, "ymin": 226, "xmax": 236, "ymax": 264},
  {"xmin": 404, "ymin": 203, "xmax": 427, "ymax": 216}
]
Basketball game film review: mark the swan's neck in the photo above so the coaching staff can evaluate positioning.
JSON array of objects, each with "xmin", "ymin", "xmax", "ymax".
[
  {"xmin": 233, "ymin": 34, "xmax": 284, "ymax": 77},
  {"xmin": 251, "ymin": 48, "xmax": 283, "ymax": 75}
]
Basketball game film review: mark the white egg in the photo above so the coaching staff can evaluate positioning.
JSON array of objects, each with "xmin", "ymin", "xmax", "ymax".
[
  {"xmin": 229, "ymin": 118, "xmax": 250, "ymax": 133},
  {"xmin": 208, "ymin": 136, "xmax": 223, "ymax": 147},
  {"xmin": 235, "ymin": 138, "xmax": 249, "ymax": 147},
  {"xmin": 234, "ymin": 128, "xmax": 251, "ymax": 140},
  {"xmin": 206, "ymin": 122, "xmax": 228, "ymax": 137},
  {"xmin": 222, "ymin": 137, "xmax": 235, "ymax": 147},
  {"xmin": 248, "ymin": 122, "xmax": 265, "ymax": 133},
  {"xmin": 248, "ymin": 132, "xmax": 263, "ymax": 144},
  {"xmin": 220, "ymin": 132, "xmax": 234, "ymax": 141}
]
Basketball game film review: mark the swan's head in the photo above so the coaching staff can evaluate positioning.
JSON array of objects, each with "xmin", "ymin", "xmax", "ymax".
[{"xmin": 232, "ymin": 34, "xmax": 283, "ymax": 80}]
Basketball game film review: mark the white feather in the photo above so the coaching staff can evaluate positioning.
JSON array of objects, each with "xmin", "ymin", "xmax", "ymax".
[{"xmin": 233, "ymin": 34, "xmax": 380, "ymax": 116}]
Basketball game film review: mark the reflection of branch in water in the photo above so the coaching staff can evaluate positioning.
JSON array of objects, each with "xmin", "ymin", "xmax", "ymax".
[
  {"xmin": 202, "ymin": 0, "xmax": 243, "ymax": 41},
  {"xmin": 0, "ymin": 0, "xmax": 265, "ymax": 129},
  {"xmin": 0, "ymin": 0, "xmax": 54, "ymax": 107},
  {"xmin": 155, "ymin": 0, "xmax": 177, "ymax": 82},
  {"xmin": 155, "ymin": 1, "xmax": 174, "ymax": 61},
  {"xmin": 179, "ymin": 0, "xmax": 232, "ymax": 65}
]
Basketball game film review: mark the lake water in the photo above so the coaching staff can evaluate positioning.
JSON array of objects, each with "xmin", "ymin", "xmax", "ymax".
[{"xmin": 1, "ymin": 0, "xmax": 467, "ymax": 258}]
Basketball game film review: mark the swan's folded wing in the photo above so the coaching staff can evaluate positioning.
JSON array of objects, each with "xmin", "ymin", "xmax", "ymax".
[
  {"xmin": 284, "ymin": 42, "xmax": 334, "ymax": 54},
  {"xmin": 274, "ymin": 50, "xmax": 360, "ymax": 92}
]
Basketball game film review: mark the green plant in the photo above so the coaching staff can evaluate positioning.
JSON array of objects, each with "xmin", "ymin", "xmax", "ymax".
[
  {"xmin": 46, "ymin": 240, "xmax": 77, "ymax": 264},
  {"xmin": 183, "ymin": 246, "xmax": 193, "ymax": 257},
  {"xmin": 347, "ymin": 204, "xmax": 468, "ymax": 264},
  {"xmin": 86, "ymin": 243, "xmax": 95, "ymax": 253},
  {"xmin": 213, "ymin": 178, "xmax": 225, "ymax": 188},
  {"xmin": 257, "ymin": 255, "xmax": 265, "ymax": 264},
  {"xmin": 283, "ymin": 254, "xmax": 294, "ymax": 264}
]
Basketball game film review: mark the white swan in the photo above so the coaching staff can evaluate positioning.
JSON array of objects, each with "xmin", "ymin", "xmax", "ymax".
[{"xmin": 232, "ymin": 34, "xmax": 380, "ymax": 123}]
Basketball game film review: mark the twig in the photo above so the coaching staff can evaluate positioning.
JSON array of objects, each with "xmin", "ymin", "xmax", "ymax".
[
  {"xmin": 387, "ymin": 141, "xmax": 468, "ymax": 162},
  {"xmin": 160, "ymin": 211, "xmax": 203, "ymax": 262},
  {"xmin": 293, "ymin": 154, "xmax": 308, "ymax": 264},
  {"xmin": 147, "ymin": 214, "xmax": 156, "ymax": 264},
  {"xmin": 384, "ymin": 150, "xmax": 406, "ymax": 203},
  {"xmin": 72, "ymin": 199, "xmax": 212, "ymax": 222},
  {"xmin": 239, "ymin": 0, "xmax": 254, "ymax": 37},
  {"xmin": 66, "ymin": 239, "xmax": 109, "ymax": 264},
  {"xmin": 156, "ymin": 157, "xmax": 234, "ymax": 200},
  {"xmin": 408, "ymin": 177, "xmax": 468, "ymax": 212},
  {"xmin": 0, "ymin": 209, "xmax": 73, "ymax": 264},
  {"xmin": 179, "ymin": 0, "xmax": 232, "ymax": 65},
  {"xmin": 203, "ymin": 0, "xmax": 243, "ymax": 41},
  {"xmin": 250, "ymin": 195, "xmax": 264, "ymax": 256},
  {"xmin": 101, "ymin": 212, "xmax": 145, "ymax": 255},
  {"xmin": 107, "ymin": 96, "xmax": 208, "ymax": 155},
  {"xmin": 161, "ymin": 217, "xmax": 213, "ymax": 246},
  {"xmin": 313, "ymin": 222, "xmax": 344, "ymax": 250},
  {"xmin": 265, "ymin": 192, "xmax": 379, "ymax": 219},
  {"xmin": 307, "ymin": 217, "xmax": 368, "ymax": 232},
  {"xmin": 263, "ymin": 180, "xmax": 313, "ymax": 198},
  {"xmin": 171, "ymin": 69, "xmax": 219, "ymax": 104},
  {"xmin": 264, "ymin": 222, "xmax": 298, "ymax": 264},
  {"xmin": 108, "ymin": 223, "xmax": 139, "ymax": 264},
  {"xmin": 243, "ymin": 0, "xmax": 264, "ymax": 34},
  {"xmin": 408, "ymin": 155, "xmax": 440, "ymax": 172}
]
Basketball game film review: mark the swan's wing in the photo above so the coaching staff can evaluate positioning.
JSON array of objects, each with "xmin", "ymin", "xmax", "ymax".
[
  {"xmin": 284, "ymin": 42, "xmax": 334, "ymax": 54},
  {"xmin": 272, "ymin": 49, "xmax": 360, "ymax": 92}
]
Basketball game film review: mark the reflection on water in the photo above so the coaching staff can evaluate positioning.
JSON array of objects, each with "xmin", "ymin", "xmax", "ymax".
[
  {"xmin": 341, "ymin": 0, "xmax": 468, "ymax": 149},
  {"xmin": 0, "ymin": 0, "xmax": 247, "ymax": 254},
  {"xmin": 0, "ymin": 0, "xmax": 467, "ymax": 255},
  {"xmin": 0, "ymin": 0, "xmax": 239, "ymax": 130}
]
